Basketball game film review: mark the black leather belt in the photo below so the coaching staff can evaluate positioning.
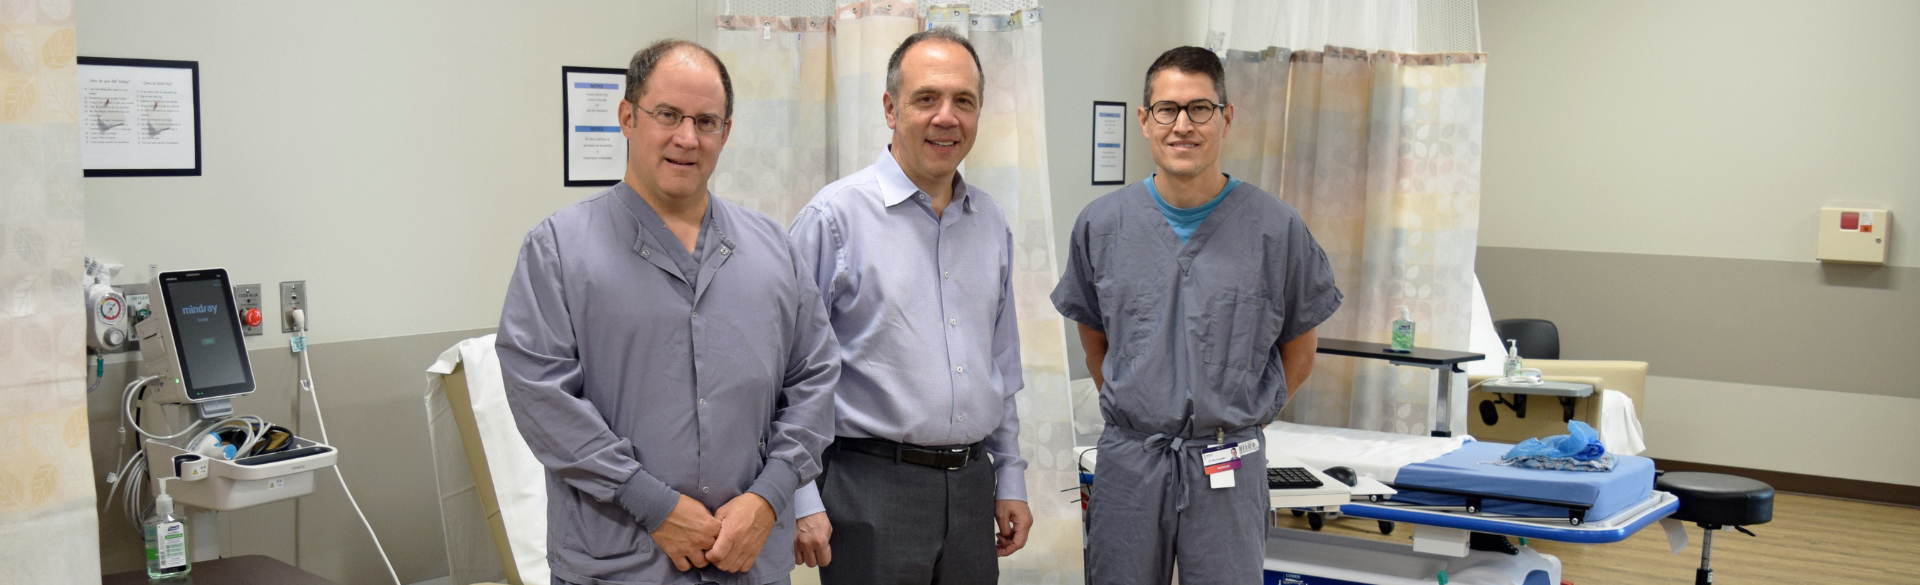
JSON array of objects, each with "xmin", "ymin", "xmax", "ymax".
[{"xmin": 835, "ymin": 437, "xmax": 983, "ymax": 471}]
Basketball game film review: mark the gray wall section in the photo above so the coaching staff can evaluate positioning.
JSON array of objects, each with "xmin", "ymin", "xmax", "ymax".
[
  {"xmin": 89, "ymin": 328, "xmax": 493, "ymax": 583},
  {"xmin": 1476, "ymin": 247, "xmax": 1919, "ymax": 400},
  {"xmin": 1041, "ymin": 0, "xmax": 1203, "ymax": 380}
]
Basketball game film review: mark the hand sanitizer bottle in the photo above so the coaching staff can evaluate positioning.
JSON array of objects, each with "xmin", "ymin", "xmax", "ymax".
[
  {"xmin": 143, "ymin": 478, "xmax": 191, "ymax": 579},
  {"xmin": 1389, "ymin": 306, "xmax": 1415, "ymax": 353},
  {"xmin": 1503, "ymin": 339, "xmax": 1523, "ymax": 378}
]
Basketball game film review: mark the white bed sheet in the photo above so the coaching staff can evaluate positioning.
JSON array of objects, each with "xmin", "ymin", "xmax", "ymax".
[
  {"xmin": 1263, "ymin": 421, "xmax": 1471, "ymax": 483},
  {"xmin": 426, "ymin": 334, "xmax": 549, "ymax": 585}
]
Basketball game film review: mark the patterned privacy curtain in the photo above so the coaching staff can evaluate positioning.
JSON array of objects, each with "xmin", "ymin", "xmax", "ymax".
[
  {"xmin": 0, "ymin": 0, "xmax": 102, "ymax": 581},
  {"xmin": 1220, "ymin": 45, "xmax": 1486, "ymax": 435},
  {"xmin": 715, "ymin": 2, "xmax": 1077, "ymax": 583}
]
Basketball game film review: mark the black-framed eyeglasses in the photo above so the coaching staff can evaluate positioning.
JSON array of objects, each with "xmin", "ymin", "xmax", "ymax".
[
  {"xmin": 630, "ymin": 101, "xmax": 728, "ymax": 135},
  {"xmin": 1148, "ymin": 100, "xmax": 1226, "ymax": 125}
]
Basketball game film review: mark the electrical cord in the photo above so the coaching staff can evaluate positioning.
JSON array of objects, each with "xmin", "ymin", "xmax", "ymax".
[
  {"xmin": 122, "ymin": 375, "xmax": 207, "ymax": 441},
  {"xmin": 289, "ymin": 308, "xmax": 403, "ymax": 585},
  {"xmin": 86, "ymin": 351, "xmax": 104, "ymax": 394}
]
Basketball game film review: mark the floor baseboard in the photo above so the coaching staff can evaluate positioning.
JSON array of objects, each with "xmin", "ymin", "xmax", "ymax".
[{"xmin": 1652, "ymin": 458, "xmax": 1920, "ymax": 508}]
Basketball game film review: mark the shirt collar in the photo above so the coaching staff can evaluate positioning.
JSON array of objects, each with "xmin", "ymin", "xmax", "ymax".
[
  {"xmin": 614, "ymin": 181, "xmax": 732, "ymax": 250},
  {"xmin": 875, "ymin": 146, "xmax": 975, "ymax": 213}
]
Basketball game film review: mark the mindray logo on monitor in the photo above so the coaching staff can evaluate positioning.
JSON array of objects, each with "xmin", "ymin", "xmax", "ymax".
[{"xmin": 180, "ymin": 304, "xmax": 220, "ymax": 315}]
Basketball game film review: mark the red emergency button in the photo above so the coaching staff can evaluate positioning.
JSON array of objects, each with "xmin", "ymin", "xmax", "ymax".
[{"xmin": 243, "ymin": 307, "xmax": 264, "ymax": 328}]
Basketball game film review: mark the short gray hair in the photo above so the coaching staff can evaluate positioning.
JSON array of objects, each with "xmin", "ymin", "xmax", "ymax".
[
  {"xmin": 626, "ymin": 39, "xmax": 734, "ymax": 118},
  {"xmin": 885, "ymin": 27, "xmax": 984, "ymax": 97}
]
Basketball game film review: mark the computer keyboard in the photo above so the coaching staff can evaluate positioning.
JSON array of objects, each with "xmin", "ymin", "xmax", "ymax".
[{"xmin": 1266, "ymin": 467, "xmax": 1324, "ymax": 490}]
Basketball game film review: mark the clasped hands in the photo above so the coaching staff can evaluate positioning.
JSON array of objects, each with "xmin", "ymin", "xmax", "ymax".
[{"xmin": 652, "ymin": 493, "xmax": 776, "ymax": 573}]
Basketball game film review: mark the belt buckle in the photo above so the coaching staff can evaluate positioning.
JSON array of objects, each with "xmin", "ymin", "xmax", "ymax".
[{"xmin": 945, "ymin": 446, "xmax": 970, "ymax": 470}]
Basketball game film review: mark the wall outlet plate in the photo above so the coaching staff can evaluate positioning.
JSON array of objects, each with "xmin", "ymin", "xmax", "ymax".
[
  {"xmin": 279, "ymin": 281, "xmax": 307, "ymax": 333},
  {"xmin": 233, "ymin": 284, "xmax": 263, "ymax": 336}
]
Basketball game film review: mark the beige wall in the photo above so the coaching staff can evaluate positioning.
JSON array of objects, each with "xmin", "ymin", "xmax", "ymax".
[
  {"xmin": 80, "ymin": 0, "xmax": 702, "ymax": 347},
  {"xmin": 77, "ymin": 0, "xmax": 699, "ymax": 581},
  {"xmin": 1479, "ymin": 0, "xmax": 1917, "ymax": 268},
  {"xmin": 1479, "ymin": 0, "xmax": 1920, "ymax": 487}
]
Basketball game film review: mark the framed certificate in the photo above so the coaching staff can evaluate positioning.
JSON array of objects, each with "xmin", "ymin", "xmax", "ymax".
[
  {"xmin": 78, "ymin": 57, "xmax": 202, "ymax": 177},
  {"xmin": 562, "ymin": 66, "xmax": 628, "ymax": 187},
  {"xmin": 1092, "ymin": 101, "xmax": 1126, "ymax": 185}
]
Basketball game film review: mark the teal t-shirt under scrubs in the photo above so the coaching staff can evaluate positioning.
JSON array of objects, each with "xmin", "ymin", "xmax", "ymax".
[{"xmin": 1147, "ymin": 174, "xmax": 1242, "ymax": 243}]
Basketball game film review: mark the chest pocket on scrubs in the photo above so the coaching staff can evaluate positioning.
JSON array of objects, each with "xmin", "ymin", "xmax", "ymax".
[
  {"xmin": 1201, "ymin": 291, "xmax": 1283, "ymax": 372},
  {"xmin": 1111, "ymin": 291, "xmax": 1161, "ymax": 380}
]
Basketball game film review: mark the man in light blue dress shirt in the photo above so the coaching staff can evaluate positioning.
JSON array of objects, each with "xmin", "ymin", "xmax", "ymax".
[{"xmin": 785, "ymin": 28, "xmax": 1032, "ymax": 584}]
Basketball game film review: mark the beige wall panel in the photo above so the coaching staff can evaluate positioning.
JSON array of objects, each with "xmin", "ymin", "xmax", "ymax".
[
  {"xmin": 90, "ymin": 329, "xmax": 491, "ymax": 582},
  {"xmin": 1641, "ymin": 375, "xmax": 1920, "ymax": 487},
  {"xmin": 1476, "ymin": 246, "xmax": 1918, "ymax": 401}
]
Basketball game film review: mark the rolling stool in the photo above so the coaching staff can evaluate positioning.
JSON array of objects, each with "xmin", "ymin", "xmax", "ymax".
[{"xmin": 1655, "ymin": 472, "xmax": 1774, "ymax": 584}]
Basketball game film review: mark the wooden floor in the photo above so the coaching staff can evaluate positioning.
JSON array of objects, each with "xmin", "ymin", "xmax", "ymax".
[{"xmin": 1273, "ymin": 493, "xmax": 1920, "ymax": 585}]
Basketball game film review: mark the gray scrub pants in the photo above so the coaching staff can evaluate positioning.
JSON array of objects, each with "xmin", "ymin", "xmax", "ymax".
[{"xmin": 1087, "ymin": 425, "xmax": 1270, "ymax": 585}]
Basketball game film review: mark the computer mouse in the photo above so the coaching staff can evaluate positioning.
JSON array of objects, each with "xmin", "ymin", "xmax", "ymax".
[{"xmin": 1323, "ymin": 466, "xmax": 1358, "ymax": 487}]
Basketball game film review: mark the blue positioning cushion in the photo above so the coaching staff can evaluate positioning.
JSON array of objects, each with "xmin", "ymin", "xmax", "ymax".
[{"xmin": 1389, "ymin": 441, "xmax": 1654, "ymax": 521}]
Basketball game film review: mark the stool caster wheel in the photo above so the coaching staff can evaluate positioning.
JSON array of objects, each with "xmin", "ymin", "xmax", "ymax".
[
  {"xmin": 1379, "ymin": 521, "xmax": 1395, "ymax": 535},
  {"xmin": 1307, "ymin": 512, "xmax": 1324, "ymax": 531},
  {"xmin": 1291, "ymin": 509, "xmax": 1305, "ymax": 517}
]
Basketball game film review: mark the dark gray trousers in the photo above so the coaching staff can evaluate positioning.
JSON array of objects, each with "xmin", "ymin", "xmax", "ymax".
[{"xmin": 817, "ymin": 443, "xmax": 999, "ymax": 585}]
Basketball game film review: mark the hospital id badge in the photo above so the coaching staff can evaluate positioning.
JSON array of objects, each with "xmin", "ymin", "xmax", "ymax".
[{"xmin": 1202, "ymin": 443, "xmax": 1240, "ymax": 489}]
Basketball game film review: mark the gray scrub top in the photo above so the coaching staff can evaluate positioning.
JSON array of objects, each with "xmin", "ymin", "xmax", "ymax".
[
  {"xmin": 498, "ymin": 183, "xmax": 838, "ymax": 585},
  {"xmin": 1052, "ymin": 180, "xmax": 1341, "ymax": 437}
]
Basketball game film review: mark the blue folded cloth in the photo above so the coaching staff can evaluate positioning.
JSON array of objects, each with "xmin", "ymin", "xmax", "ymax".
[
  {"xmin": 1503, "ymin": 420, "xmax": 1607, "ymax": 466},
  {"xmin": 1499, "ymin": 452, "xmax": 1617, "ymax": 472}
]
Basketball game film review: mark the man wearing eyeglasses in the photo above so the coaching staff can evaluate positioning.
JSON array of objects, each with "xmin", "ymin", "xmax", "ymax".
[
  {"xmin": 785, "ymin": 28, "xmax": 1031, "ymax": 585},
  {"xmin": 498, "ymin": 39, "xmax": 838, "ymax": 585},
  {"xmin": 1052, "ymin": 46, "xmax": 1342, "ymax": 585}
]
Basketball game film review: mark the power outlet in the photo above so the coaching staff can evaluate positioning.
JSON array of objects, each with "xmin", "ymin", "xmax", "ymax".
[
  {"xmin": 279, "ymin": 281, "xmax": 307, "ymax": 333},
  {"xmin": 233, "ymin": 284, "xmax": 263, "ymax": 336}
]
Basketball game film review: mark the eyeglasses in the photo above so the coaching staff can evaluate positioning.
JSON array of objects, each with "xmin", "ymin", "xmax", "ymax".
[
  {"xmin": 1148, "ymin": 100, "xmax": 1226, "ymax": 125},
  {"xmin": 630, "ymin": 102, "xmax": 728, "ymax": 135}
]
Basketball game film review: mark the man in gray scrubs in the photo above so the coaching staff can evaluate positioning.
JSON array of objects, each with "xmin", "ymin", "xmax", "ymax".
[
  {"xmin": 786, "ymin": 28, "xmax": 1032, "ymax": 584},
  {"xmin": 498, "ymin": 39, "xmax": 838, "ymax": 585},
  {"xmin": 1052, "ymin": 46, "xmax": 1342, "ymax": 585}
]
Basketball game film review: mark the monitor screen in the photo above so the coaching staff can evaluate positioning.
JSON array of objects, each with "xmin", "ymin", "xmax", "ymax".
[{"xmin": 163, "ymin": 275, "xmax": 250, "ymax": 395}]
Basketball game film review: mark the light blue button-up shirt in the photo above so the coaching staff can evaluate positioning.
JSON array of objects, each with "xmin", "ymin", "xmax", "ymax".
[{"xmin": 788, "ymin": 149, "xmax": 1028, "ymax": 516}]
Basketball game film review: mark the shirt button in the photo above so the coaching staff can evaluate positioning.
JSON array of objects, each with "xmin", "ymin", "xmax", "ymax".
[
  {"xmin": 958, "ymin": 414, "xmax": 965, "ymax": 421},
  {"xmin": 691, "ymin": 311, "xmax": 700, "ymax": 318},
  {"xmin": 720, "ymin": 247, "xmax": 731, "ymax": 255},
  {"xmin": 943, "ymin": 271, "xmax": 951, "ymax": 279},
  {"xmin": 641, "ymin": 247, "xmax": 651, "ymax": 257},
  {"xmin": 955, "ymin": 366, "xmax": 964, "ymax": 373},
  {"xmin": 701, "ymin": 486, "xmax": 710, "ymax": 494},
  {"xmin": 949, "ymin": 318, "xmax": 957, "ymax": 326},
  {"xmin": 698, "ymin": 398, "xmax": 707, "ymax": 407}
]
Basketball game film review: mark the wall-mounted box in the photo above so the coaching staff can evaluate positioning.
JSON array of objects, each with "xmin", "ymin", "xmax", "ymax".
[{"xmin": 1816, "ymin": 207, "xmax": 1889, "ymax": 264}]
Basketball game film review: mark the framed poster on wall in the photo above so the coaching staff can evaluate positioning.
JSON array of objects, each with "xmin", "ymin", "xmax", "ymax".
[
  {"xmin": 1092, "ymin": 101, "xmax": 1126, "ymax": 185},
  {"xmin": 78, "ymin": 57, "xmax": 202, "ymax": 177},
  {"xmin": 562, "ymin": 66, "xmax": 627, "ymax": 187}
]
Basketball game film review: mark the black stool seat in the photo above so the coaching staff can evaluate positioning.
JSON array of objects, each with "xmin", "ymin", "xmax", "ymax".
[{"xmin": 1657, "ymin": 471, "xmax": 1774, "ymax": 527}]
